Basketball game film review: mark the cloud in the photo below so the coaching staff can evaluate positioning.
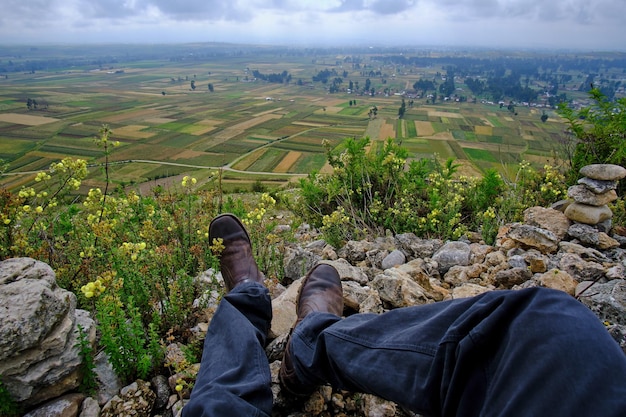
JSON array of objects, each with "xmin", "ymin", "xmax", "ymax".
[
  {"xmin": 0, "ymin": 0, "xmax": 624, "ymax": 49},
  {"xmin": 328, "ymin": 0, "xmax": 418, "ymax": 14},
  {"xmin": 370, "ymin": 0, "xmax": 418, "ymax": 15},
  {"xmin": 428, "ymin": 0, "xmax": 626, "ymax": 23}
]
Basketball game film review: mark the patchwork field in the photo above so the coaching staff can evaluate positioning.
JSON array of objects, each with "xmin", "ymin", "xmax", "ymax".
[{"xmin": 0, "ymin": 46, "xmax": 573, "ymax": 193}]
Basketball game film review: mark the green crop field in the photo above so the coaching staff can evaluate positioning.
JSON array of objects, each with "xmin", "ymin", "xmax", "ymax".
[{"xmin": 1, "ymin": 44, "xmax": 624, "ymax": 193}]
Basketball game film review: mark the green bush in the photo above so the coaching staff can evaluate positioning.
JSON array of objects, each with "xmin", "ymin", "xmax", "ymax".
[
  {"xmin": 558, "ymin": 88, "xmax": 626, "ymax": 192},
  {"xmin": 298, "ymin": 136, "xmax": 569, "ymax": 247}
]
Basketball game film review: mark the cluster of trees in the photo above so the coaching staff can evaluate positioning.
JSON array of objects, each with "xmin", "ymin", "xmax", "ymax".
[
  {"xmin": 312, "ymin": 68, "xmax": 339, "ymax": 83},
  {"xmin": 251, "ymin": 69, "xmax": 291, "ymax": 84},
  {"xmin": 465, "ymin": 72, "xmax": 538, "ymax": 102},
  {"xmin": 328, "ymin": 77, "xmax": 343, "ymax": 93},
  {"xmin": 413, "ymin": 79, "xmax": 435, "ymax": 93},
  {"xmin": 439, "ymin": 70, "xmax": 456, "ymax": 97},
  {"xmin": 26, "ymin": 98, "xmax": 47, "ymax": 110}
]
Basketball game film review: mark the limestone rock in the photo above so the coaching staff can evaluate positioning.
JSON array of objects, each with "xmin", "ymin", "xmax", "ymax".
[
  {"xmin": 508, "ymin": 255, "xmax": 527, "ymax": 269},
  {"xmin": 100, "ymin": 380, "xmax": 156, "ymax": 417},
  {"xmin": 494, "ymin": 267, "xmax": 532, "ymax": 289},
  {"xmin": 23, "ymin": 393, "xmax": 85, "ymax": 417},
  {"xmin": 577, "ymin": 177, "xmax": 618, "ymax": 194},
  {"xmin": 469, "ymin": 243, "xmax": 494, "ymax": 264},
  {"xmin": 536, "ymin": 269, "xmax": 578, "ymax": 295},
  {"xmin": 323, "ymin": 258, "xmax": 369, "ymax": 284},
  {"xmin": 506, "ymin": 223, "xmax": 560, "ymax": 253},
  {"xmin": 597, "ymin": 233, "xmax": 621, "ymax": 250},
  {"xmin": 607, "ymin": 325, "xmax": 626, "ymax": 355},
  {"xmin": 580, "ymin": 164, "xmax": 626, "ymax": 181},
  {"xmin": 485, "ymin": 250, "xmax": 507, "ymax": 266},
  {"xmin": 0, "ymin": 258, "xmax": 95, "ymax": 406},
  {"xmin": 151, "ymin": 375, "xmax": 171, "ymax": 411},
  {"xmin": 558, "ymin": 241, "xmax": 607, "ymax": 263},
  {"xmin": 303, "ymin": 390, "xmax": 326, "ymax": 415},
  {"xmin": 366, "ymin": 248, "xmax": 389, "ymax": 269},
  {"xmin": 607, "ymin": 264, "xmax": 626, "ymax": 281},
  {"xmin": 564, "ymin": 203, "xmax": 612, "ymax": 225},
  {"xmin": 595, "ymin": 218, "xmax": 613, "ymax": 233},
  {"xmin": 269, "ymin": 277, "xmax": 302, "ymax": 338},
  {"xmin": 342, "ymin": 280, "xmax": 383, "ymax": 314},
  {"xmin": 576, "ymin": 280, "xmax": 626, "ymax": 326},
  {"xmin": 394, "ymin": 233, "xmax": 443, "ymax": 259},
  {"xmin": 394, "ymin": 260, "xmax": 446, "ymax": 301},
  {"xmin": 443, "ymin": 265, "xmax": 471, "ymax": 287},
  {"xmin": 567, "ymin": 185, "xmax": 617, "ymax": 206},
  {"xmin": 78, "ymin": 397, "xmax": 100, "ymax": 417},
  {"xmin": 568, "ymin": 223, "xmax": 620, "ymax": 250},
  {"xmin": 523, "ymin": 251, "xmax": 549, "ymax": 273},
  {"xmin": 550, "ymin": 199, "xmax": 572, "ymax": 212},
  {"xmin": 94, "ymin": 351, "xmax": 123, "ymax": 406},
  {"xmin": 371, "ymin": 269, "xmax": 433, "ymax": 308},
  {"xmin": 559, "ymin": 253, "xmax": 606, "ymax": 282},
  {"xmin": 321, "ymin": 244, "xmax": 338, "ymax": 260},
  {"xmin": 432, "ymin": 241, "xmax": 471, "ymax": 274},
  {"xmin": 171, "ymin": 399, "xmax": 187, "ymax": 417},
  {"xmin": 451, "ymin": 283, "xmax": 492, "ymax": 299},
  {"xmin": 337, "ymin": 240, "xmax": 374, "ymax": 263},
  {"xmin": 381, "ymin": 249, "xmax": 406, "ymax": 270},
  {"xmin": 282, "ymin": 247, "xmax": 320, "ymax": 281},
  {"xmin": 523, "ymin": 207, "xmax": 570, "ymax": 240},
  {"xmin": 360, "ymin": 394, "xmax": 396, "ymax": 417}
]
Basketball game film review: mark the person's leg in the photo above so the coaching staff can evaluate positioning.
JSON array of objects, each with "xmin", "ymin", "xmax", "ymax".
[
  {"xmin": 183, "ymin": 214, "xmax": 273, "ymax": 416},
  {"xmin": 287, "ymin": 285, "xmax": 626, "ymax": 417},
  {"xmin": 183, "ymin": 282, "xmax": 272, "ymax": 417}
]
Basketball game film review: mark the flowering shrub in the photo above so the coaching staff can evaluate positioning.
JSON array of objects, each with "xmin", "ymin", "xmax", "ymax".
[
  {"xmin": 0, "ymin": 126, "xmax": 290, "ymax": 383},
  {"xmin": 299, "ymin": 136, "xmax": 570, "ymax": 247}
]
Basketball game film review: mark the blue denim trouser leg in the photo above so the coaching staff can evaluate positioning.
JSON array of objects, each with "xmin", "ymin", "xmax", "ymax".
[
  {"xmin": 289, "ymin": 287, "xmax": 626, "ymax": 417},
  {"xmin": 183, "ymin": 282, "xmax": 273, "ymax": 417}
]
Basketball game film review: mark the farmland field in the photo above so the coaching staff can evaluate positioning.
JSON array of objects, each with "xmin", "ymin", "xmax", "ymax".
[{"xmin": 1, "ymin": 44, "xmax": 624, "ymax": 193}]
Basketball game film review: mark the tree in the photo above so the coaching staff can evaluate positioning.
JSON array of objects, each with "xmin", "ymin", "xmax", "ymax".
[
  {"xmin": 208, "ymin": 83, "xmax": 214, "ymax": 92},
  {"xmin": 439, "ymin": 71, "xmax": 456, "ymax": 97},
  {"xmin": 398, "ymin": 98, "xmax": 406, "ymax": 119},
  {"xmin": 540, "ymin": 111, "xmax": 548, "ymax": 123}
]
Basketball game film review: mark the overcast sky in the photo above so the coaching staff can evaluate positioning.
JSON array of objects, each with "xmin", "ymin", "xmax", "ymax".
[{"xmin": 1, "ymin": 0, "xmax": 625, "ymax": 51}]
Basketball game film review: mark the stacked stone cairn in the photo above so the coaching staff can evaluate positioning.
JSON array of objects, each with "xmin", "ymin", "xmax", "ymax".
[{"xmin": 564, "ymin": 164, "xmax": 626, "ymax": 238}]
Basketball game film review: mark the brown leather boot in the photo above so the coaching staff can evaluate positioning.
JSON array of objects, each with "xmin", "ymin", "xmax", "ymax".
[
  {"xmin": 209, "ymin": 214, "xmax": 264, "ymax": 292},
  {"xmin": 280, "ymin": 264, "xmax": 343, "ymax": 396}
]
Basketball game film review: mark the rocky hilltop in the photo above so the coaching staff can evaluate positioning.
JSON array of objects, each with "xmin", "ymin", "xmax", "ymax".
[{"xmin": 2, "ymin": 164, "xmax": 625, "ymax": 417}]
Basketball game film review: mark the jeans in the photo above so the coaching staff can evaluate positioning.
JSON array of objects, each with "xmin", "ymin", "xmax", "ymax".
[{"xmin": 183, "ymin": 283, "xmax": 626, "ymax": 417}]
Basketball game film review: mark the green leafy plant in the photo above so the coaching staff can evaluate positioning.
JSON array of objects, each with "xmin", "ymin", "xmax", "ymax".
[
  {"xmin": 558, "ymin": 88, "xmax": 626, "ymax": 192},
  {"xmin": 75, "ymin": 324, "xmax": 97, "ymax": 396},
  {"xmin": 0, "ymin": 379, "xmax": 21, "ymax": 417},
  {"xmin": 96, "ymin": 295, "xmax": 160, "ymax": 381}
]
